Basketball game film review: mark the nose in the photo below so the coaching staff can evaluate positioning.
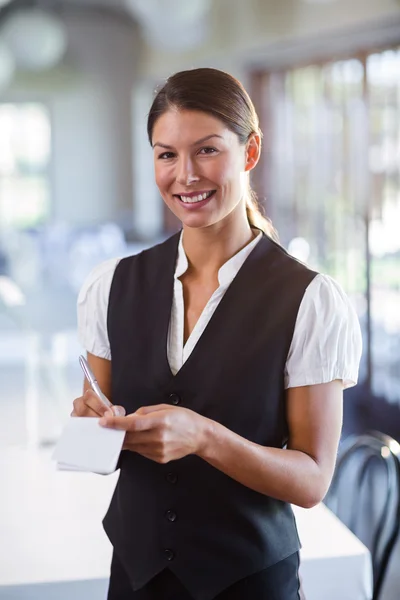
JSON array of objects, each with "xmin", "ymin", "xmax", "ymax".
[{"xmin": 176, "ymin": 156, "xmax": 200, "ymax": 186}]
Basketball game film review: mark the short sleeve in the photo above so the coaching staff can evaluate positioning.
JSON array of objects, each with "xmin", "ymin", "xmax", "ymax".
[
  {"xmin": 77, "ymin": 258, "xmax": 120, "ymax": 360},
  {"xmin": 284, "ymin": 274, "xmax": 363, "ymax": 390}
]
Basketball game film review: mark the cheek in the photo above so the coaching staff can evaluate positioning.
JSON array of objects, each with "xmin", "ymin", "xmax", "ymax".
[
  {"xmin": 215, "ymin": 156, "xmax": 243, "ymax": 188},
  {"xmin": 154, "ymin": 164, "xmax": 171, "ymax": 193}
]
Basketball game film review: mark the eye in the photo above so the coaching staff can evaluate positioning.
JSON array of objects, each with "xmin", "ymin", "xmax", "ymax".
[
  {"xmin": 158, "ymin": 151, "xmax": 176, "ymax": 160},
  {"xmin": 198, "ymin": 147, "xmax": 218, "ymax": 155}
]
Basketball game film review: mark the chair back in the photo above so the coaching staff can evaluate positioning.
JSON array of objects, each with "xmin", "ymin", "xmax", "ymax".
[{"xmin": 325, "ymin": 431, "xmax": 400, "ymax": 600}]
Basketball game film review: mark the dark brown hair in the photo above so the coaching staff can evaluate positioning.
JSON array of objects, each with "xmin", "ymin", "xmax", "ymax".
[{"xmin": 147, "ymin": 68, "xmax": 278, "ymax": 240}]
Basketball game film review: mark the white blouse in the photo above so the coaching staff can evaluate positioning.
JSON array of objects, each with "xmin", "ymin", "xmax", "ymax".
[{"xmin": 77, "ymin": 232, "xmax": 362, "ymax": 390}]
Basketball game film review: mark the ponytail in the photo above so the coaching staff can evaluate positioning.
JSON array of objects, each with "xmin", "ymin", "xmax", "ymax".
[{"xmin": 245, "ymin": 189, "xmax": 279, "ymax": 242}]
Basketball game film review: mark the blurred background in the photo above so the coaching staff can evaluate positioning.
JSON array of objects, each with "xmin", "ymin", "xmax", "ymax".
[{"xmin": 0, "ymin": 0, "xmax": 399, "ymax": 598}]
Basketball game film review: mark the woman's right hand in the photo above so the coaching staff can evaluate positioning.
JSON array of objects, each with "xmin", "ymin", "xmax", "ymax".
[{"xmin": 71, "ymin": 389, "xmax": 126, "ymax": 418}]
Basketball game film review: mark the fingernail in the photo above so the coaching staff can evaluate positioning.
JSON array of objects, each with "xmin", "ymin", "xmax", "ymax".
[
  {"xmin": 99, "ymin": 417, "xmax": 106, "ymax": 426},
  {"xmin": 113, "ymin": 406, "xmax": 125, "ymax": 417}
]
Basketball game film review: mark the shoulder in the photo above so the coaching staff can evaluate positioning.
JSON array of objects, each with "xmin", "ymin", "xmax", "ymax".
[
  {"xmin": 77, "ymin": 258, "xmax": 121, "ymax": 306},
  {"xmin": 121, "ymin": 233, "xmax": 180, "ymax": 263},
  {"xmin": 302, "ymin": 273, "xmax": 354, "ymax": 317},
  {"xmin": 76, "ymin": 258, "xmax": 121, "ymax": 359},
  {"xmin": 298, "ymin": 273, "xmax": 362, "ymax": 345},
  {"xmin": 285, "ymin": 273, "xmax": 362, "ymax": 389},
  {"xmin": 75, "ymin": 235, "xmax": 178, "ymax": 303},
  {"xmin": 112, "ymin": 233, "xmax": 181, "ymax": 288},
  {"xmin": 257, "ymin": 237, "xmax": 319, "ymax": 299},
  {"xmin": 264, "ymin": 236, "xmax": 318, "ymax": 279}
]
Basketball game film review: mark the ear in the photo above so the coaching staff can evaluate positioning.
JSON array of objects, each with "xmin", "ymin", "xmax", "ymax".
[{"xmin": 245, "ymin": 133, "xmax": 261, "ymax": 172}]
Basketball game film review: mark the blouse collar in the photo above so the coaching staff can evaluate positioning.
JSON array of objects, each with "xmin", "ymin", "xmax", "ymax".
[{"xmin": 174, "ymin": 229, "xmax": 263, "ymax": 287}]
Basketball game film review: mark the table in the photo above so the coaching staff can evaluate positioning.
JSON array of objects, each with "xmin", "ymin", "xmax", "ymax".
[
  {"xmin": 293, "ymin": 503, "xmax": 373, "ymax": 600},
  {"xmin": 0, "ymin": 447, "xmax": 373, "ymax": 600}
]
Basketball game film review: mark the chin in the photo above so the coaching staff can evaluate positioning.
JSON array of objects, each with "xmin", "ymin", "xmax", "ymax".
[{"xmin": 181, "ymin": 217, "xmax": 213, "ymax": 230}]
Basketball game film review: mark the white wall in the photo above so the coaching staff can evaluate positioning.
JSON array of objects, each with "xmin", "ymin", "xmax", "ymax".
[
  {"xmin": 52, "ymin": 12, "xmax": 138, "ymax": 227},
  {"xmin": 3, "ymin": 10, "xmax": 139, "ymax": 227},
  {"xmin": 131, "ymin": 80, "xmax": 163, "ymax": 240}
]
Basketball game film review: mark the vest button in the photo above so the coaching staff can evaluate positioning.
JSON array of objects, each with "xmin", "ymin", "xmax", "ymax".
[
  {"xmin": 168, "ymin": 393, "xmax": 181, "ymax": 406},
  {"xmin": 164, "ymin": 548, "xmax": 175, "ymax": 561},
  {"xmin": 165, "ymin": 510, "xmax": 177, "ymax": 522},
  {"xmin": 166, "ymin": 472, "xmax": 178, "ymax": 484}
]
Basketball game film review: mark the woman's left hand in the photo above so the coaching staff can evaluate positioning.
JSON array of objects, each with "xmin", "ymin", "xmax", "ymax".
[{"xmin": 99, "ymin": 404, "xmax": 209, "ymax": 463}]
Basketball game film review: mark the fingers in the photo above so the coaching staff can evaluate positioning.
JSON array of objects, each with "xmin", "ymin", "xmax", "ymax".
[
  {"xmin": 100, "ymin": 412, "xmax": 160, "ymax": 432},
  {"xmin": 111, "ymin": 405, "xmax": 126, "ymax": 417},
  {"xmin": 122, "ymin": 430, "xmax": 153, "ymax": 450},
  {"xmin": 122, "ymin": 432, "xmax": 170, "ymax": 464},
  {"xmin": 84, "ymin": 390, "xmax": 112, "ymax": 416},
  {"xmin": 100, "ymin": 405, "xmax": 175, "ymax": 430},
  {"xmin": 72, "ymin": 390, "xmax": 125, "ymax": 418},
  {"xmin": 99, "ymin": 414, "xmax": 137, "ymax": 430},
  {"xmin": 72, "ymin": 392, "xmax": 100, "ymax": 417}
]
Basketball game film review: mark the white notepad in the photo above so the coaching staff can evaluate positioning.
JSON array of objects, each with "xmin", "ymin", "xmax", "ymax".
[{"xmin": 52, "ymin": 417, "xmax": 125, "ymax": 475}]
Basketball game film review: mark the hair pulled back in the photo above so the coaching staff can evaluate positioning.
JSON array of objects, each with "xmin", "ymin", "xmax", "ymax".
[{"xmin": 147, "ymin": 68, "xmax": 277, "ymax": 240}]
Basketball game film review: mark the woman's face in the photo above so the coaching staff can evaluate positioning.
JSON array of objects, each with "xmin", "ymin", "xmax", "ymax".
[{"xmin": 152, "ymin": 108, "xmax": 259, "ymax": 230}]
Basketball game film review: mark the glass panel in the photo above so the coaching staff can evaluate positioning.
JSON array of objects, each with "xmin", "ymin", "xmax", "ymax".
[
  {"xmin": 265, "ymin": 59, "xmax": 368, "ymax": 383},
  {"xmin": 0, "ymin": 103, "xmax": 51, "ymax": 229},
  {"xmin": 260, "ymin": 48, "xmax": 400, "ymax": 403},
  {"xmin": 367, "ymin": 49, "xmax": 400, "ymax": 403}
]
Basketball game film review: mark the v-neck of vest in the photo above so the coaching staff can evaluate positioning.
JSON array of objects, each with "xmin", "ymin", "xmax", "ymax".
[{"xmin": 160, "ymin": 230, "xmax": 273, "ymax": 384}]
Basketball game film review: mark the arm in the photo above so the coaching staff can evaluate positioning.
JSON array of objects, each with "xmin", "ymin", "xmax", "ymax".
[
  {"xmin": 101, "ymin": 380, "xmax": 343, "ymax": 508},
  {"xmin": 99, "ymin": 274, "xmax": 355, "ymax": 502},
  {"xmin": 73, "ymin": 258, "xmax": 122, "ymax": 417},
  {"xmin": 197, "ymin": 380, "xmax": 343, "ymax": 508}
]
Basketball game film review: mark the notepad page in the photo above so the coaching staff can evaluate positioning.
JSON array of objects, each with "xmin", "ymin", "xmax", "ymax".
[{"xmin": 52, "ymin": 417, "xmax": 125, "ymax": 475}]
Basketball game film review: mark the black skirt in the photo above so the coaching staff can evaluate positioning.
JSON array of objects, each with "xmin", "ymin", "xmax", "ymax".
[{"xmin": 107, "ymin": 551, "xmax": 301, "ymax": 600}]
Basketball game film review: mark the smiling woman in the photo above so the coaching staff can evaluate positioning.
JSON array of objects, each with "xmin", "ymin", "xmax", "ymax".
[
  {"xmin": 153, "ymin": 110, "xmax": 252, "ymax": 228},
  {"xmin": 148, "ymin": 68, "xmax": 278, "ymax": 240},
  {"xmin": 72, "ymin": 67, "xmax": 362, "ymax": 600}
]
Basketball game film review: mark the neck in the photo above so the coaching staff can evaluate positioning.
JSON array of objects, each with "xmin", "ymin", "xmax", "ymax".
[{"xmin": 181, "ymin": 211, "xmax": 257, "ymax": 279}]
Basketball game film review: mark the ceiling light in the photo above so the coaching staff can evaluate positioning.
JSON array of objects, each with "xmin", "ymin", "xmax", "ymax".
[
  {"xmin": 126, "ymin": 0, "xmax": 212, "ymax": 50},
  {"xmin": 1, "ymin": 8, "xmax": 67, "ymax": 71}
]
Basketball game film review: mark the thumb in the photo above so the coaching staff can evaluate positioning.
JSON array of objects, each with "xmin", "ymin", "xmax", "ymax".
[{"xmin": 104, "ymin": 405, "xmax": 126, "ymax": 417}]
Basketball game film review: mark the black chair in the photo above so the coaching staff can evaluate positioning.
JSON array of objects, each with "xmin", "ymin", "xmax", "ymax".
[{"xmin": 325, "ymin": 431, "xmax": 400, "ymax": 600}]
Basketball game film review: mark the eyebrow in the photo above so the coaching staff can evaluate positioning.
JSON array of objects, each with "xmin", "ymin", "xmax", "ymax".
[{"xmin": 153, "ymin": 134, "xmax": 224, "ymax": 150}]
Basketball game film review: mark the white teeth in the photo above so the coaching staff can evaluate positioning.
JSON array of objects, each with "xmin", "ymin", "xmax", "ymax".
[{"xmin": 180, "ymin": 191, "xmax": 213, "ymax": 203}]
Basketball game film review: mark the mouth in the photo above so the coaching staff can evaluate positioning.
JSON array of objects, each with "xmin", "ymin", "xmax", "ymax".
[{"xmin": 174, "ymin": 190, "xmax": 216, "ymax": 205}]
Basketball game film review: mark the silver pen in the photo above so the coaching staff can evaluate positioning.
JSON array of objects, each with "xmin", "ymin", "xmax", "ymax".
[{"xmin": 79, "ymin": 355, "xmax": 112, "ymax": 409}]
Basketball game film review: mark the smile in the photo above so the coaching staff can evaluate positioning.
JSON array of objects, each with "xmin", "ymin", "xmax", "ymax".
[{"xmin": 176, "ymin": 190, "xmax": 216, "ymax": 204}]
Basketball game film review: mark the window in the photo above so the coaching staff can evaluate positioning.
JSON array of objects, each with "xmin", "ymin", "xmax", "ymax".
[
  {"xmin": 367, "ymin": 50, "xmax": 400, "ymax": 403},
  {"xmin": 0, "ymin": 103, "xmax": 51, "ymax": 229},
  {"xmin": 252, "ymin": 47, "xmax": 400, "ymax": 404}
]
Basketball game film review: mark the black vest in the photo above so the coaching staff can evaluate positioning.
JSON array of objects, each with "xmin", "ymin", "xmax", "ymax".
[{"xmin": 103, "ymin": 232, "xmax": 317, "ymax": 600}]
